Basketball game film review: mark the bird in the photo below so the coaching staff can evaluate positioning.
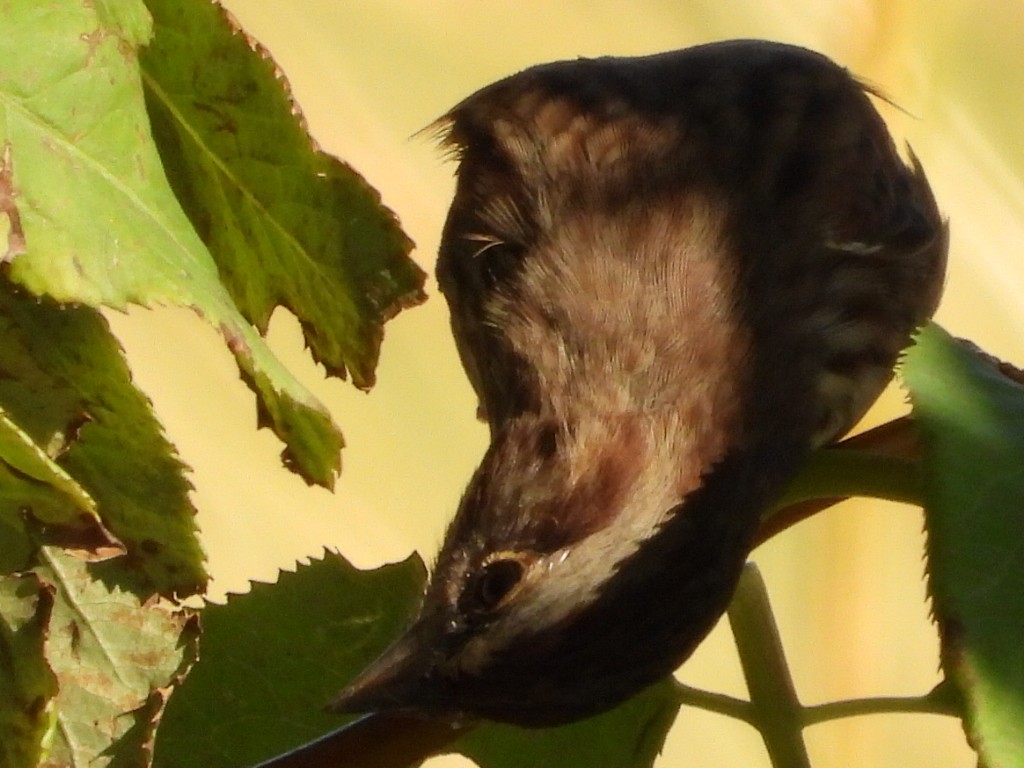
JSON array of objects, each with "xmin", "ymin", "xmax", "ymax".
[{"xmin": 329, "ymin": 39, "xmax": 948, "ymax": 728}]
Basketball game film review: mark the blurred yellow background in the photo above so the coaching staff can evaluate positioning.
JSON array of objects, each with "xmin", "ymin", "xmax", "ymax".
[{"xmin": 107, "ymin": 2, "xmax": 1024, "ymax": 766}]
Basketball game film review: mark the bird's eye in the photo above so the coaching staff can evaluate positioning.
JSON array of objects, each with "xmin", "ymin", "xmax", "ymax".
[{"xmin": 467, "ymin": 558, "xmax": 525, "ymax": 613}]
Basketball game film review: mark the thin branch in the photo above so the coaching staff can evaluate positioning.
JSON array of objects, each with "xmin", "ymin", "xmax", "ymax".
[
  {"xmin": 671, "ymin": 681, "xmax": 756, "ymax": 724},
  {"xmin": 802, "ymin": 692, "xmax": 960, "ymax": 726},
  {"xmin": 728, "ymin": 565, "xmax": 811, "ymax": 768}
]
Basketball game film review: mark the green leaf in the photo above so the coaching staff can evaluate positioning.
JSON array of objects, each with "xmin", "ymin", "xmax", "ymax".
[
  {"xmin": 0, "ymin": 409, "xmax": 96, "ymax": 521},
  {"xmin": 0, "ymin": 0, "xmax": 365, "ymax": 487},
  {"xmin": 140, "ymin": 0, "xmax": 426, "ymax": 390},
  {"xmin": 0, "ymin": 512, "xmax": 33, "ymax": 577},
  {"xmin": 0, "ymin": 281, "xmax": 203, "ymax": 595},
  {"xmin": 454, "ymin": 679, "xmax": 680, "ymax": 768},
  {"xmin": 36, "ymin": 548, "xmax": 198, "ymax": 768},
  {"xmin": 92, "ymin": 0, "xmax": 152, "ymax": 46},
  {"xmin": 0, "ymin": 406, "xmax": 124, "ymax": 570},
  {"xmin": 0, "ymin": 573, "xmax": 58, "ymax": 768},
  {"xmin": 901, "ymin": 323, "xmax": 1024, "ymax": 767},
  {"xmin": 0, "ymin": 0, "xmax": 180, "ymax": 303},
  {"xmin": 153, "ymin": 551, "xmax": 426, "ymax": 768}
]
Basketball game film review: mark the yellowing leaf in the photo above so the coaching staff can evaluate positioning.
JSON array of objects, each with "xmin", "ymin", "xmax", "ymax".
[{"xmin": 38, "ymin": 548, "xmax": 198, "ymax": 768}]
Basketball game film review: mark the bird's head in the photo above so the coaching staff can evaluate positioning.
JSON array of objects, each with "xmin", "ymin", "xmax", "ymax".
[{"xmin": 330, "ymin": 413, "xmax": 770, "ymax": 726}]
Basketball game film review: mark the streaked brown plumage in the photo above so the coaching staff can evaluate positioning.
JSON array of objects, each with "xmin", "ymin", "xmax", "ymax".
[{"xmin": 331, "ymin": 39, "xmax": 947, "ymax": 727}]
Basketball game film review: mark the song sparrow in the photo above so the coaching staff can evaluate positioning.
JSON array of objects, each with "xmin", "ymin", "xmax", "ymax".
[{"xmin": 330, "ymin": 39, "xmax": 947, "ymax": 727}]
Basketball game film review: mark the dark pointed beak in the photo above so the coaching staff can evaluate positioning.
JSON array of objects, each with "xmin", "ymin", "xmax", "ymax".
[{"xmin": 328, "ymin": 627, "xmax": 435, "ymax": 716}]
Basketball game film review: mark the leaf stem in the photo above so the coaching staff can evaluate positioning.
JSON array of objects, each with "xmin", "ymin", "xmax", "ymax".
[
  {"xmin": 757, "ymin": 446, "xmax": 923, "ymax": 545},
  {"xmin": 772, "ymin": 448, "xmax": 922, "ymax": 511}
]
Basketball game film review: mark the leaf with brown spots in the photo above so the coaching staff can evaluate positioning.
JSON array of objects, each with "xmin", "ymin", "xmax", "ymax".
[
  {"xmin": 139, "ymin": 0, "xmax": 425, "ymax": 390},
  {"xmin": 0, "ymin": 0, "xmax": 421, "ymax": 487},
  {"xmin": 0, "ymin": 279, "xmax": 203, "ymax": 595},
  {"xmin": 0, "ymin": 143, "xmax": 27, "ymax": 262},
  {"xmin": 35, "ymin": 547, "xmax": 198, "ymax": 768}
]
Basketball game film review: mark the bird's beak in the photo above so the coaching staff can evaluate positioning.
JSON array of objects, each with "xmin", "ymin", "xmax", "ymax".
[{"xmin": 327, "ymin": 626, "xmax": 436, "ymax": 717}]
